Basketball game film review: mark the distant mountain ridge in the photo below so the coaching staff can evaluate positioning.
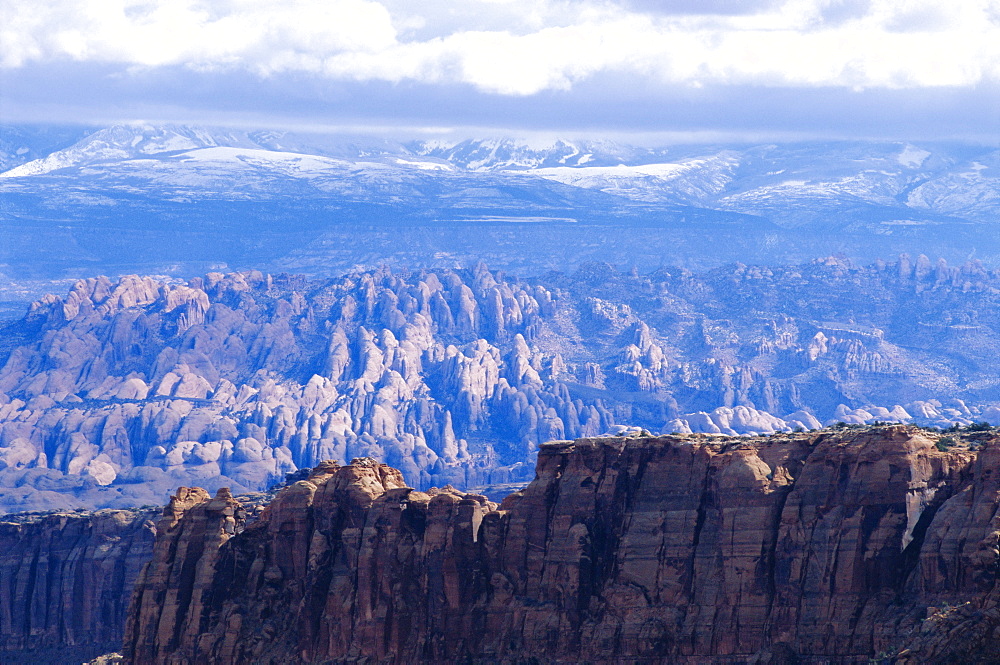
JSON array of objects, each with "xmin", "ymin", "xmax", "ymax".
[
  {"xmin": 4, "ymin": 124, "xmax": 997, "ymax": 224},
  {"xmin": 0, "ymin": 124, "xmax": 423, "ymax": 178},
  {"xmin": 0, "ymin": 124, "xmax": 94, "ymax": 173},
  {"xmin": 409, "ymin": 136, "xmax": 673, "ymax": 170},
  {"xmin": 0, "ymin": 123, "xmax": 998, "ymax": 308}
]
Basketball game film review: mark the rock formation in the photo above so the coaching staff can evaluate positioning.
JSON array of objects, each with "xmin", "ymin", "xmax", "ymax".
[
  {"xmin": 122, "ymin": 425, "xmax": 1000, "ymax": 663},
  {"xmin": 0, "ymin": 507, "xmax": 157, "ymax": 664},
  {"xmin": 4, "ymin": 259, "xmax": 1000, "ymax": 511}
]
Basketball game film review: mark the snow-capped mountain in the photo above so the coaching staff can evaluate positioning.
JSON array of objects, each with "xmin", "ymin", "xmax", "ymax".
[
  {"xmin": 0, "ymin": 124, "xmax": 93, "ymax": 173},
  {"xmin": 411, "ymin": 137, "xmax": 673, "ymax": 171},
  {"xmin": 527, "ymin": 151, "xmax": 742, "ymax": 205},
  {"xmin": 409, "ymin": 136, "xmax": 1000, "ymax": 226},
  {"xmin": 0, "ymin": 123, "xmax": 998, "ymax": 304},
  {"xmin": 0, "ymin": 125, "xmax": 457, "ymax": 180},
  {"xmin": 905, "ymin": 150, "xmax": 1000, "ymax": 221},
  {"xmin": 708, "ymin": 142, "xmax": 984, "ymax": 227},
  {"xmin": 0, "ymin": 125, "xmax": 239, "ymax": 178},
  {"xmin": 5, "ymin": 126, "xmax": 994, "ymax": 224}
]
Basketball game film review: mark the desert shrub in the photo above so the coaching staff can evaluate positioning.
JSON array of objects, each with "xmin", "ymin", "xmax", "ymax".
[{"xmin": 936, "ymin": 436, "xmax": 956, "ymax": 452}]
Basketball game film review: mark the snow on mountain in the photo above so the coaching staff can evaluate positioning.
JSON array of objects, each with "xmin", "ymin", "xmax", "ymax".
[
  {"xmin": 390, "ymin": 157, "xmax": 456, "ymax": 171},
  {"xmin": 0, "ymin": 125, "xmax": 249, "ymax": 178},
  {"xmin": 0, "ymin": 125, "xmax": 94, "ymax": 173},
  {"xmin": 3, "ymin": 126, "xmax": 998, "ymax": 228},
  {"xmin": 92, "ymin": 146, "xmax": 365, "ymax": 195},
  {"xmin": 897, "ymin": 144, "xmax": 931, "ymax": 168},
  {"xmin": 527, "ymin": 152, "xmax": 741, "ymax": 204},
  {"xmin": 412, "ymin": 137, "xmax": 672, "ymax": 171},
  {"xmin": 720, "ymin": 170, "xmax": 910, "ymax": 209},
  {"xmin": 905, "ymin": 151, "xmax": 1000, "ymax": 222},
  {"xmin": 0, "ymin": 125, "xmax": 459, "ymax": 183},
  {"xmin": 176, "ymin": 146, "xmax": 352, "ymax": 174},
  {"xmin": 530, "ymin": 162, "xmax": 688, "ymax": 181},
  {"xmin": 0, "ymin": 125, "xmax": 647, "ymax": 220},
  {"xmin": 430, "ymin": 140, "xmax": 981, "ymax": 213}
]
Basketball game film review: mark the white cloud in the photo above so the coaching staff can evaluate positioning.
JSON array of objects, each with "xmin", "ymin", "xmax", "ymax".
[
  {"xmin": 2, "ymin": 0, "xmax": 999, "ymax": 94},
  {"xmin": 0, "ymin": 0, "xmax": 397, "ymax": 68}
]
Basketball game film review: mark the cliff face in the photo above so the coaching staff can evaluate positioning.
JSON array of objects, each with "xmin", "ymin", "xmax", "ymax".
[
  {"xmin": 121, "ymin": 426, "xmax": 1000, "ymax": 663},
  {"xmin": 0, "ymin": 508, "xmax": 157, "ymax": 664}
]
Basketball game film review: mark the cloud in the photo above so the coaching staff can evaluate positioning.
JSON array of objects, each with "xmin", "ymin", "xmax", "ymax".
[
  {"xmin": 3, "ymin": 59, "xmax": 997, "ymax": 143},
  {"xmin": 0, "ymin": 0, "xmax": 398, "ymax": 69},
  {"xmin": 619, "ymin": 0, "xmax": 786, "ymax": 16},
  {"xmin": 2, "ymin": 0, "xmax": 999, "ymax": 141},
  {"xmin": 2, "ymin": 0, "xmax": 999, "ymax": 96}
]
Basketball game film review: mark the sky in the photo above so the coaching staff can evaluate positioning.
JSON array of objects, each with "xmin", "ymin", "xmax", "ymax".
[{"xmin": 2, "ymin": 0, "xmax": 999, "ymax": 141}]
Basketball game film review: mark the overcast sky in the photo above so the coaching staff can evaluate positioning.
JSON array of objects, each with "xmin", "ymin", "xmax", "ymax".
[{"xmin": 2, "ymin": 0, "xmax": 999, "ymax": 141}]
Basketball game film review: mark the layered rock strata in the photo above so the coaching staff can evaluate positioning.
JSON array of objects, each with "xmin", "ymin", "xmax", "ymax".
[
  {"xmin": 122, "ymin": 426, "xmax": 1000, "ymax": 663},
  {"xmin": 0, "ymin": 507, "xmax": 157, "ymax": 664}
]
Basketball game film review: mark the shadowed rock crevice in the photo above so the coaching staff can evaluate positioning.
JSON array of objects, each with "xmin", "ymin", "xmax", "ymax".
[{"xmin": 761, "ymin": 473, "xmax": 796, "ymax": 636}]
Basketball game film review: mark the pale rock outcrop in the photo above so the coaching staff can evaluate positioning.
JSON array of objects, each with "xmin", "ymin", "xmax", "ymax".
[
  {"xmin": 3, "ymin": 261, "xmax": 1000, "ymax": 511},
  {"xmin": 783, "ymin": 409, "xmax": 823, "ymax": 430}
]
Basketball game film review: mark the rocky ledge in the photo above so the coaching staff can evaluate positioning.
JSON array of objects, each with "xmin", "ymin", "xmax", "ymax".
[{"xmin": 123, "ymin": 426, "xmax": 1000, "ymax": 663}]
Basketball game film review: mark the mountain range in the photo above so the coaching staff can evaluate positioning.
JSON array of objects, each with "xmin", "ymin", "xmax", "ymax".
[
  {"xmin": 1, "ymin": 124, "xmax": 998, "ymax": 310},
  {"xmin": 3, "ymin": 259, "xmax": 1000, "ymax": 513}
]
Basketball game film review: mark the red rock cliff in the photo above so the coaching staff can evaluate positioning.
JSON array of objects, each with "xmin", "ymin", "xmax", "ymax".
[
  {"xmin": 123, "ymin": 427, "xmax": 1000, "ymax": 663},
  {"xmin": 0, "ymin": 508, "xmax": 157, "ymax": 664}
]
